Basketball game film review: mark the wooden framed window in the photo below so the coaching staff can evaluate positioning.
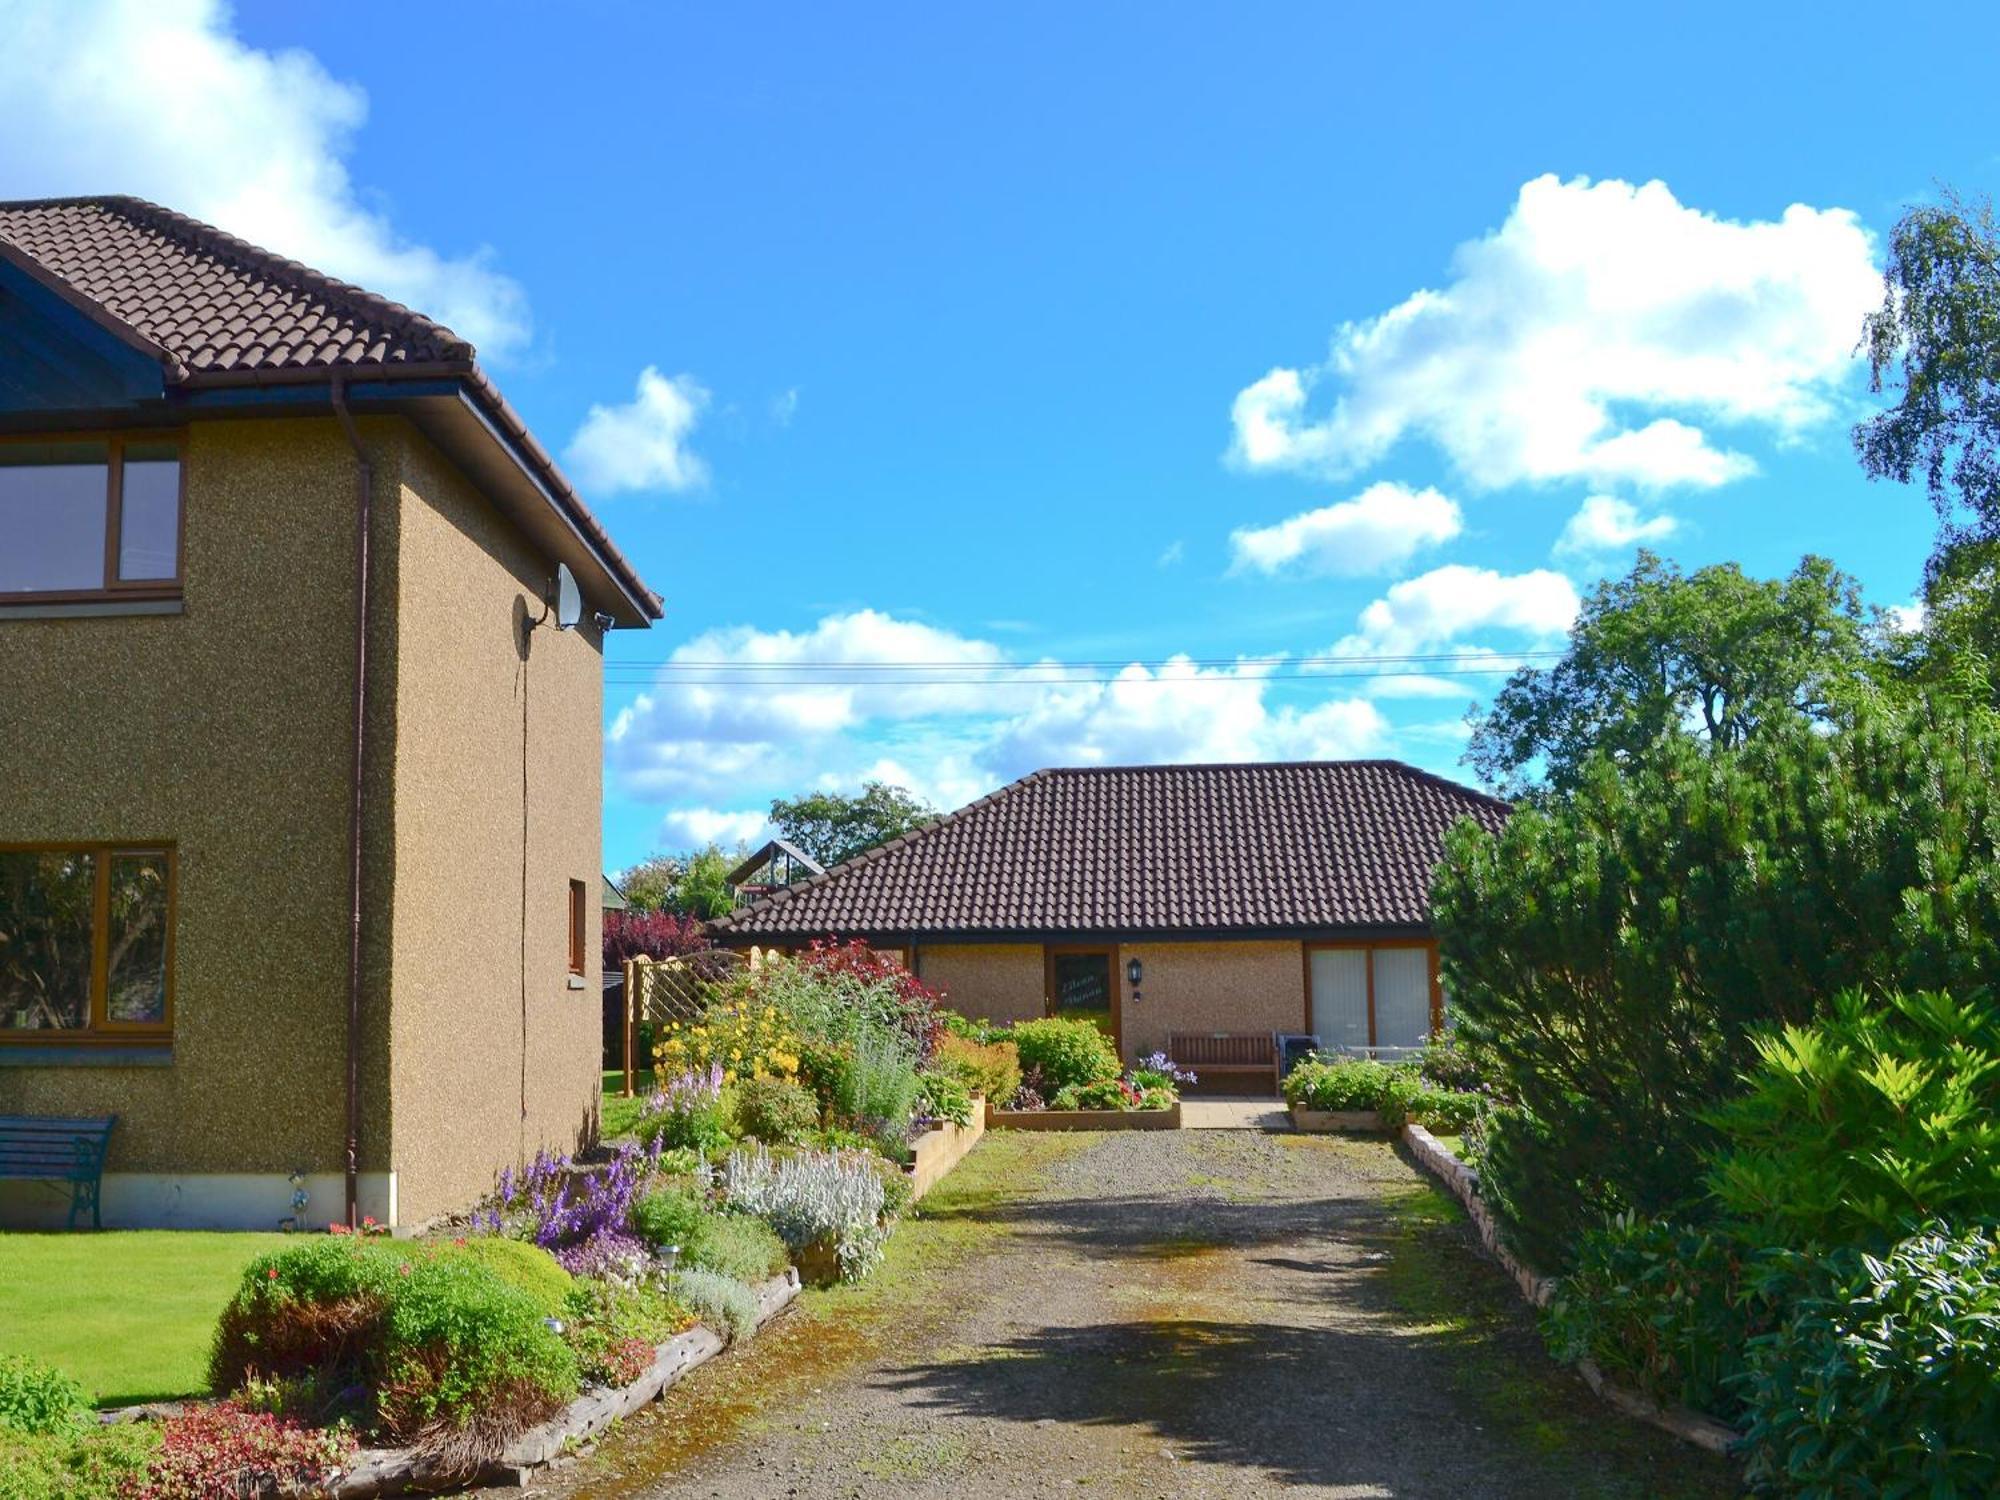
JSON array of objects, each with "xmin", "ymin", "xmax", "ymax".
[
  {"xmin": 0, "ymin": 845, "xmax": 174, "ymax": 1041},
  {"xmin": 1304, "ymin": 940, "xmax": 1441, "ymax": 1054},
  {"xmin": 0, "ymin": 434, "xmax": 184, "ymax": 605},
  {"xmin": 567, "ymin": 879, "xmax": 587, "ymax": 975}
]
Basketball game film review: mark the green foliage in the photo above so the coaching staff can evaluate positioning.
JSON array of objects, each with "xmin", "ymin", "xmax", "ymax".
[
  {"xmin": 1009, "ymin": 1017, "xmax": 1120, "ymax": 1092},
  {"xmin": 769, "ymin": 780, "xmax": 935, "ymax": 867},
  {"xmin": 1282, "ymin": 1057, "xmax": 1400, "ymax": 1112},
  {"xmin": 915, "ymin": 1068, "xmax": 974, "ymax": 1126},
  {"xmin": 614, "ymin": 854, "xmax": 681, "ymax": 914},
  {"xmin": 0, "ymin": 1356, "xmax": 87, "ymax": 1436},
  {"xmin": 1703, "ymin": 989, "xmax": 2000, "ymax": 1252},
  {"xmin": 210, "ymin": 1239, "xmax": 578, "ymax": 1457},
  {"xmin": 448, "ymin": 1238, "xmax": 572, "ymax": 1317},
  {"xmin": 939, "ymin": 1011, "xmax": 1012, "ymax": 1045},
  {"xmin": 1542, "ymin": 1215, "xmax": 1762, "ymax": 1421},
  {"xmin": 686, "ymin": 1213, "xmax": 790, "ymax": 1284},
  {"xmin": 675, "ymin": 845, "xmax": 736, "ymax": 920},
  {"xmin": 821, "ymin": 1035, "xmax": 923, "ymax": 1147},
  {"xmin": 1436, "ymin": 700, "xmax": 2000, "ymax": 1268},
  {"xmin": 1417, "ymin": 1030, "xmax": 1490, "ymax": 1094},
  {"xmin": 731, "ymin": 1077, "xmax": 821, "ymax": 1144},
  {"xmin": 558, "ymin": 1280, "xmax": 690, "ymax": 1387},
  {"xmin": 1468, "ymin": 551, "xmax": 1877, "ymax": 796},
  {"xmin": 637, "ymin": 1087, "xmax": 733, "ymax": 1155},
  {"xmin": 0, "ymin": 1423, "xmax": 158, "ymax": 1500},
  {"xmin": 933, "ymin": 1033, "xmax": 1021, "ymax": 1106},
  {"xmin": 630, "ymin": 1187, "xmax": 710, "ymax": 1255},
  {"xmin": 1051, "ymin": 1078, "xmax": 1131, "ymax": 1110},
  {"xmin": 1739, "ymin": 1225, "xmax": 2000, "ymax": 1496},
  {"xmin": 674, "ymin": 1268, "xmax": 759, "ymax": 1341}
]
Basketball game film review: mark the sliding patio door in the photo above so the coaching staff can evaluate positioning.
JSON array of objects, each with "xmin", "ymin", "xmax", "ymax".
[{"xmin": 1306, "ymin": 943, "xmax": 1438, "ymax": 1053}]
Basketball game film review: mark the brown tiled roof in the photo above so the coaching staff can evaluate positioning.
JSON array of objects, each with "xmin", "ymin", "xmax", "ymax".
[
  {"xmin": 710, "ymin": 761, "xmax": 1510, "ymax": 941},
  {"xmin": 0, "ymin": 195, "xmax": 660, "ymax": 616}
]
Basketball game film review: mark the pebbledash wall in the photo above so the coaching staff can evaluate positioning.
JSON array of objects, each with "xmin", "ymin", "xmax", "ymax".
[
  {"xmin": 0, "ymin": 415, "xmax": 602, "ymax": 1230},
  {"xmin": 913, "ymin": 938, "xmax": 1312, "ymax": 1066}
]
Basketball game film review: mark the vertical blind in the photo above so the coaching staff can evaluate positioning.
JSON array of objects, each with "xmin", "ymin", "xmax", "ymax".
[{"xmin": 1307, "ymin": 945, "xmax": 1436, "ymax": 1051}]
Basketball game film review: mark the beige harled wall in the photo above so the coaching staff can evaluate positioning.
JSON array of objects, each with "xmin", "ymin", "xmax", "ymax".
[
  {"xmin": 917, "ymin": 943, "xmax": 1045, "ymax": 1028},
  {"xmin": 0, "ymin": 418, "xmax": 400, "ymax": 1221},
  {"xmin": 1120, "ymin": 941, "xmax": 1305, "ymax": 1062},
  {"xmin": 1, "ymin": 413, "xmax": 607, "ymax": 1230},
  {"xmin": 385, "ymin": 432, "xmax": 603, "ymax": 1225}
]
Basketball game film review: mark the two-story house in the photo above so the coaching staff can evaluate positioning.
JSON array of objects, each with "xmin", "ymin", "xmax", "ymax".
[{"xmin": 0, "ymin": 196, "xmax": 661, "ymax": 1230}]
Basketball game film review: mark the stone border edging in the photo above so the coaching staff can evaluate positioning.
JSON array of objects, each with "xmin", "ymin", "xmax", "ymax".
[
  {"xmin": 329, "ymin": 1268, "xmax": 803, "ymax": 1497},
  {"xmin": 1398, "ymin": 1124, "xmax": 1741, "ymax": 1460}
]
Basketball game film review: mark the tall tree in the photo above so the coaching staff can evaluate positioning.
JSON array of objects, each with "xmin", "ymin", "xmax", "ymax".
[
  {"xmin": 769, "ymin": 781, "xmax": 935, "ymax": 867},
  {"xmin": 1466, "ymin": 551, "xmax": 1878, "ymax": 796},
  {"xmin": 1857, "ymin": 192, "xmax": 2000, "ymax": 590},
  {"xmin": 615, "ymin": 854, "xmax": 683, "ymax": 914}
]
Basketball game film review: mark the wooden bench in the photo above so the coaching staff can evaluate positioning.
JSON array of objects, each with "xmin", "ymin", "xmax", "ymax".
[
  {"xmin": 0, "ymin": 1115, "xmax": 117, "ymax": 1229},
  {"xmin": 1168, "ymin": 1033, "xmax": 1280, "ymax": 1095}
]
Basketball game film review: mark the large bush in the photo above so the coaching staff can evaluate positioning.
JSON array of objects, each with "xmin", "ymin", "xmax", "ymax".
[
  {"xmin": 1739, "ymin": 1225, "xmax": 2000, "ymax": 1495},
  {"xmin": 210, "ymin": 1238, "xmax": 577, "ymax": 1469},
  {"xmin": 1436, "ymin": 701, "xmax": 2000, "ymax": 1267},
  {"xmin": 1009, "ymin": 1017, "xmax": 1120, "ymax": 1093},
  {"xmin": 933, "ymin": 1033, "xmax": 1021, "ymax": 1107},
  {"xmin": 1704, "ymin": 987, "xmax": 2000, "ymax": 1253}
]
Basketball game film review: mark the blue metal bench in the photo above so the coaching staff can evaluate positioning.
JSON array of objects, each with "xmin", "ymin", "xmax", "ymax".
[{"xmin": 0, "ymin": 1115, "xmax": 117, "ymax": 1228}]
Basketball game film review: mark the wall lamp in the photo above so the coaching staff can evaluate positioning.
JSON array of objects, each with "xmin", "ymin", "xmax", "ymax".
[{"xmin": 1126, "ymin": 956, "xmax": 1143, "ymax": 1004}]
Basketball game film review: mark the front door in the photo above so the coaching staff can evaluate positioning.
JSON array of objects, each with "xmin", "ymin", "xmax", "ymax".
[{"xmin": 1046, "ymin": 946, "xmax": 1119, "ymax": 1054}]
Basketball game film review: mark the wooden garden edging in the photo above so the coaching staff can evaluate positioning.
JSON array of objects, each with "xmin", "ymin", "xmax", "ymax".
[
  {"xmin": 986, "ymin": 1101, "xmax": 1181, "ymax": 1131},
  {"xmin": 1398, "ymin": 1123, "xmax": 1742, "ymax": 1460},
  {"xmin": 1290, "ymin": 1107, "xmax": 1388, "ymax": 1133},
  {"xmin": 329, "ymin": 1268, "xmax": 802, "ymax": 1497},
  {"xmin": 907, "ymin": 1095, "xmax": 985, "ymax": 1202}
]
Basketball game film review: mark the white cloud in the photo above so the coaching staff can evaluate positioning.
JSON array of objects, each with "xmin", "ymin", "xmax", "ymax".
[
  {"xmin": 1157, "ymin": 539, "xmax": 1186, "ymax": 568},
  {"xmin": 1335, "ymin": 565, "xmax": 1581, "ymax": 658},
  {"xmin": 565, "ymin": 367, "xmax": 711, "ymax": 496},
  {"xmin": 1886, "ymin": 601, "xmax": 1927, "ymax": 634},
  {"xmin": 608, "ymin": 612, "xmax": 1392, "ymax": 826},
  {"xmin": 659, "ymin": 808, "xmax": 768, "ymax": 850},
  {"xmin": 0, "ymin": 0, "xmax": 531, "ymax": 357},
  {"xmin": 1554, "ymin": 495, "xmax": 1680, "ymax": 557},
  {"xmin": 1230, "ymin": 481, "xmax": 1462, "ymax": 577},
  {"xmin": 1230, "ymin": 174, "xmax": 1879, "ymax": 492}
]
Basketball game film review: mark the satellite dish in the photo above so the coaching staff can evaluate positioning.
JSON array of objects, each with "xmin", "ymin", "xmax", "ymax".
[{"xmin": 554, "ymin": 563, "xmax": 583, "ymax": 631}]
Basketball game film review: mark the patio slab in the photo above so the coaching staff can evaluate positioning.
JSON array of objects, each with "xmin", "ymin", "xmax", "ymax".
[{"xmin": 1180, "ymin": 1096, "xmax": 1289, "ymax": 1131}]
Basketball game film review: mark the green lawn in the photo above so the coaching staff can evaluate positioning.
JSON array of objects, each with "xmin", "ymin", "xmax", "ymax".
[
  {"xmin": 0, "ymin": 1231, "xmax": 290, "ymax": 1404},
  {"xmin": 602, "ymin": 1067, "xmax": 657, "ymax": 1141}
]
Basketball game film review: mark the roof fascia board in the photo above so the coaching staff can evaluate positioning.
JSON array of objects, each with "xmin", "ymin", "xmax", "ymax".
[{"xmin": 710, "ymin": 923, "xmax": 1437, "ymax": 948}]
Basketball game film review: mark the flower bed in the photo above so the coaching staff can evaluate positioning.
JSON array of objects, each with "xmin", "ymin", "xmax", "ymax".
[
  {"xmin": 986, "ymin": 1100, "xmax": 1182, "ymax": 1131},
  {"xmin": 947, "ymin": 1018, "xmax": 1190, "ymax": 1126}
]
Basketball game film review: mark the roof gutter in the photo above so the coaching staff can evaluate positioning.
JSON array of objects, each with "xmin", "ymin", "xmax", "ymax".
[{"xmin": 329, "ymin": 374, "xmax": 373, "ymax": 1231}]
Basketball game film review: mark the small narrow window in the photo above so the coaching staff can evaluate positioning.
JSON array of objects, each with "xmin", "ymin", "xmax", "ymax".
[
  {"xmin": 0, "ymin": 436, "xmax": 182, "ymax": 602},
  {"xmin": 0, "ymin": 845, "xmax": 174, "ymax": 1040},
  {"xmin": 567, "ymin": 879, "xmax": 587, "ymax": 975}
]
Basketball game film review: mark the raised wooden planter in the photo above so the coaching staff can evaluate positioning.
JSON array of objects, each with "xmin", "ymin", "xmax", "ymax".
[
  {"xmin": 1290, "ymin": 1107, "xmax": 1388, "ymax": 1132},
  {"xmin": 906, "ymin": 1093, "xmax": 986, "ymax": 1202},
  {"xmin": 987, "ymin": 1100, "xmax": 1182, "ymax": 1131},
  {"xmin": 329, "ymin": 1268, "xmax": 802, "ymax": 1497}
]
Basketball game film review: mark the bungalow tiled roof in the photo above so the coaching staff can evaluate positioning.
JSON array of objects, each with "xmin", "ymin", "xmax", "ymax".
[
  {"xmin": 709, "ymin": 760, "xmax": 1511, "ymax": 942},
  {"xmin": 0, "ymin": 194, "xmax": 660, "ymax": 617}
]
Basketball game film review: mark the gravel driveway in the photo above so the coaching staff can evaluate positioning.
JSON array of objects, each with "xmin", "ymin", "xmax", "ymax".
[{"xmin": 514, "ymin": 1129, "xmax": 1739, "ymax": 1500}]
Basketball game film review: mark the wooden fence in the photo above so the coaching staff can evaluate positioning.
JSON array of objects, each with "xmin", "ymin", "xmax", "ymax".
[{"xmin": 618, "ymin": 947, "xmax": 764, "ymax": 1096}]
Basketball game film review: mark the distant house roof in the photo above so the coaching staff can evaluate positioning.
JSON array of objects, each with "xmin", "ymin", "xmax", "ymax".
[
  {"xmin": 0, "ymin": 195, "xmax": 661, "ymax": 622},
  {"xmin": 725, "ymin": 838, "xmax": 825, "ymax": 889},
  {"xmin": 708, "ymin": 761, "xmax": 1510, "ymax": 943},
  {"xmin": 601, "ymin": 875, "xmax": 630, "ymax": 913}
]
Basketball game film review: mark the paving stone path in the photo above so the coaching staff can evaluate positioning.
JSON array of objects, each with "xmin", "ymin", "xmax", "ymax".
[{"xmin": 509, "ymin": 1129, "xmax": 1739, "ymax": 1500}]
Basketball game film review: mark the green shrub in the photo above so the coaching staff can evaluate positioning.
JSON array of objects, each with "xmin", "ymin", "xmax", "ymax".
[
  {"xmin": 1051, "ymin": 1078, "xmax": 1130, "ymax": 1110},
  {"xmin": 821, "ymin": 1035, "xmax": 922, "ymax": 1146},
  {"xmin": 1704, "ymin": 987, "xmax": 2000, "ymax": 1253},
  {"xmin": 688, "ymin": 1212, "xmax": 790, "ymax": 1284},
  {"xmin": 940, "ymin": 1012, "xmax": 1011, "ymax": 1045},
  {"xmin": 0, "ymin": 1423, "xmax": 158, "ymax": 1500},
  {"xmin": 210, "ymin": 1238, "xmax": 579, "ymax": 1467},
  {"xmin": 1282, "ymin": 1057, "xmax": 1400, "ymax": 1112},
  {"xmin": 1542, "ymin": 1214, "xmax": 1763, "ymax": 1421},
  {"xmin": 0, "ymin": 1356, "xmax": 87, "ymax": 1436},
  {"xmin": 731, "ymin": 1076, "xmax": 820, "ymax": 1143},
  {"xmin": 1009, "ymin": 1018, "xmax": 1119, "ymax": 1092},
  {"xmin": 1740, "ymin": 1224, "xmax": 2000, "ymax": 1495},
  {"xmin": 451, "ymin": 1237, "xmax": 572, "ymax": 1316},
  {"xmin": 559, "ymin": 1280, "xmax": 691, "ymax": 1387},
  {"xmin": 933, "ymin": 1033, "xmax": 1022, "ymax": 1105},
  {"xmin": 1417, "ymin": 1029, "xmax": 1490, "ymax": 1094},
  {"xmin": 675, "ymin": 1268, "xmax": 759, "ymax": 1341},
  {"xmin": 636, "ymin": 1071, "xmax": 733, "ymax": 1154},
  {"xmin": 915, "ymin": 1069, "xmax": 975, "ymax": 1126},
  {"xmin": 1374, "ymin": 1070, "xmax": 1484, "ymax": 1131},
  {"xmin": 631, "ymin": 1186, "xmax": 710, "ymax": 1255}
]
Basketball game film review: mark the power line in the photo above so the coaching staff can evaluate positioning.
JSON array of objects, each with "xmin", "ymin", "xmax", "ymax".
[
  {"xmin": 600, "ymin": 665, "xmax": 1538, "ymax": 688},
  {"xmin": 609, "ymin": 648, "xmax": 1563, "ymax": 671}
]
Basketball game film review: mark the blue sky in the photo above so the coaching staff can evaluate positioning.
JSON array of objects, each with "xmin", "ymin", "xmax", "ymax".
[{"xmin": 5, "ymin": 2, "xmax": 1993, "ymax": 871}]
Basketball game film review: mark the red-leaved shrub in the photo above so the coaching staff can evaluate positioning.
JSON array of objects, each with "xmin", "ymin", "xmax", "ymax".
[
  {"xmin": 603, "ymin": 909, "xmax": 709, "ymax": 968},
  {"xmin": 123, "ymin": 1402, "xmax": 353, "ymax": 1499},
  {"xmin": 797, "ymin": 938, "xmax": 946, "ymax": 1061}
]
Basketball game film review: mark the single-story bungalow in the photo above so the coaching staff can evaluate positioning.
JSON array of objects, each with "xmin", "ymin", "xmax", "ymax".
[{"xmin": 707, "ymin": 761, "xmax": 1509, "ymax": 1073}]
